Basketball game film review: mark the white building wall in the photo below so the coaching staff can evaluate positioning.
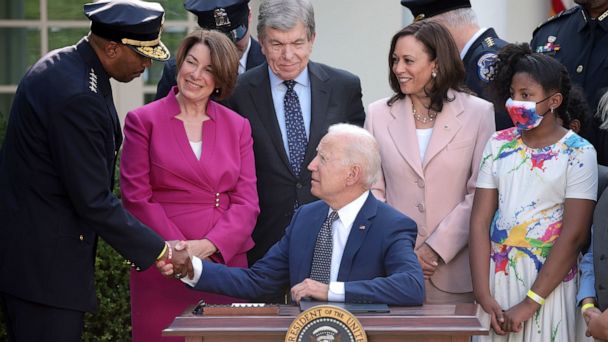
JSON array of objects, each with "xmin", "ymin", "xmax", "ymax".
[{"xmin": 247, "ymin": 0, "xmax": 553, "ymax": 111}]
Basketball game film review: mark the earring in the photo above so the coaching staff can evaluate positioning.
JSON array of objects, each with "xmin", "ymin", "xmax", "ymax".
[
  {"xmin": 550, "ymin": 107, "xmax": 554, "ymax": 114},
  {"xmin": 432, "ymin": 70, "xmax": 437, "ymax": 78},
  {"xmin": 214, "ymin": 88, "xmax": 220, "ymax": 95}
]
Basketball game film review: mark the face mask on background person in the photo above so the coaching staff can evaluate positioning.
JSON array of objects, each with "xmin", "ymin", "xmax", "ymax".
[{"xmin": 505, "ymin": 95, "xmax": 554, "ymax": 131}]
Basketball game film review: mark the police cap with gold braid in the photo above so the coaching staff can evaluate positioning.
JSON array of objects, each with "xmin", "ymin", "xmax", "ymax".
[{"xmin": 84, "ymin": 0, "xmax": 170, "ymax": 61}]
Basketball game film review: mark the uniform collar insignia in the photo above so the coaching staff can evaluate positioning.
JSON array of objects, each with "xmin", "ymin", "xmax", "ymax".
[
  {"xmin": 483, "ymin": 37, "xmax": 495, "ymax": 48},
  {"xmin": 88, "ymin": 68, "xmax": 98, "ymax": 93},
  {"xmin": 599, "ymin": 8, "xmax": 608, "ymax": 21}
]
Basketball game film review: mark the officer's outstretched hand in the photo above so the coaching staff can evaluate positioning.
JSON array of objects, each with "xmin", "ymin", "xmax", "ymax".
[{"xmin": 156, "ymin": 241, "xmax": 194, "ymax": 280}]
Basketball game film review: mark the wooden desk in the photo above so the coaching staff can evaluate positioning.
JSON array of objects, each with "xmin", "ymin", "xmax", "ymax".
[{"xmin": 164, "ymin": 303, "xmax": 489, "ymax": 342}]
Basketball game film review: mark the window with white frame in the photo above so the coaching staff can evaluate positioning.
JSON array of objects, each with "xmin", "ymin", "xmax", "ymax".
[{"xmin": 0, "ymin": 0, "xmax": 198, "ymax": 125}]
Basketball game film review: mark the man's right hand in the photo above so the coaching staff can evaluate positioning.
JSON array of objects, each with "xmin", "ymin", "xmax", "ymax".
[{"xmin": 157, "ymin": 241, "xmax": 194, "ymax": 279}]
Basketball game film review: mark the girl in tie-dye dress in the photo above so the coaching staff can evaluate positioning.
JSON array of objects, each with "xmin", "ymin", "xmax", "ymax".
[{"xmin": 469, "ymin": 43, "xmax": 598, "ymax": 342}]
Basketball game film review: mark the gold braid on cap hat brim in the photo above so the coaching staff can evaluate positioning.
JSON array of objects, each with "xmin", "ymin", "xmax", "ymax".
[
  {"xmin": 120, "ymin": 20, "xmax": 165, "ymax": 47},
  {"xmin": 121, "ymin": 36, "xmax": 160, "ymax": 47}
]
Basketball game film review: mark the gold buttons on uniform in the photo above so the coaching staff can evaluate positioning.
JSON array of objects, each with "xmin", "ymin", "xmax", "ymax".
[{"xmin": 576, "ymin": 65, "xmax": 583, "ymax": 73}]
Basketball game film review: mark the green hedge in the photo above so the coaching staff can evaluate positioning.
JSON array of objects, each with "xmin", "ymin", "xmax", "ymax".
[{"xmin": 0, "ymin": 143, "xmax": 133, "ymax": 340}]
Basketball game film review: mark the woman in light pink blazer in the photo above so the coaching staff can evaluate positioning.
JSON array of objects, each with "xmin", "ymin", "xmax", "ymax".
[
  {"xmin": 121, "ymin": 30, "xmax": 259, "ymax": 341},
  {"xmin": 365, "ymin": 21, "xmax": 495, "ymax": 304}
]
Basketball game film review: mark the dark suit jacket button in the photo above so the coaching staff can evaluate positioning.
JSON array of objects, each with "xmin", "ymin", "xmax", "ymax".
[
  {"xmin": 600, "ymin": 285, "xmax": 606, "ymax": 290},
  {"xmin": 296, "ymin": 183, "xmax": 303, "ymax": 189},
  {"xmin": 601, "ymin": 254, "xmax": 606, "ymax": 261}
]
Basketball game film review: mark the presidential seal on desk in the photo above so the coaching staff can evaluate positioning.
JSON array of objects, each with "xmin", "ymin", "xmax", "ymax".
[{"xmin": 285, "ymin": 305, "xmax": 367, "ymax": 342}]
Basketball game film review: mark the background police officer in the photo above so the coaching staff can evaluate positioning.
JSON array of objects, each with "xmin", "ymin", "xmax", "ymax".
[
  {"xmin": 401, "ymin": 0, "xmax": 512, "ymax": 130},
  {"xmin": 532, "ymin": 0, "xmax": 608, "ymax": 165},
  {"xmin": 155, "ymin": 0, "xmax": 266, "ymax": 99},
  {"xmin": 0, "ymin": 1, "xmax": 191, "ymax": 340}
]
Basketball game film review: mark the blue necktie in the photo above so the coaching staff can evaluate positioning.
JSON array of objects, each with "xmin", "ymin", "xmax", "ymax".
[
  {"xmin": 283, "ymin": 80, "xmax": 308, "ymax": 177},
  {"xmin": 310, "ymin": 211, "xmax": 339, "ymax": 284}
]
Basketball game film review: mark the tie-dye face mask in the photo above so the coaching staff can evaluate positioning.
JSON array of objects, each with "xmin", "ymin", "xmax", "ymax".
[{"xmin": 505, "ymin": 95, "xmax": 553, "ymax": 131}]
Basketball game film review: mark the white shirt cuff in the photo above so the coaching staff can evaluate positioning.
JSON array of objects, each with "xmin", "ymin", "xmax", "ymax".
[
  {"xmin": 328, "ymin": 281, "xmax": 345, "ymax": 302},
  {"xmin": 180, "ymin": 256, "xmax": 202, "ymax": 287}
]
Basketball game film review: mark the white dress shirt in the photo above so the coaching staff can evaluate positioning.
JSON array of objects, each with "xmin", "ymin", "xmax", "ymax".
[
  {"xmin": 237, "ymin": 37, "xmax": 252, "ymax": 75},
  {"xmin": 182, "ymin": 191, "xmax": 370, "ymax": 302},
  {"xmin": 460, "ymin": 27, "xmax": 488, "ymax": 60}
]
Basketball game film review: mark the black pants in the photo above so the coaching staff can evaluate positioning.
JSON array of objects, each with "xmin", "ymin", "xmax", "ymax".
[{"xmin": 1, "ymin": 292, "xmax": 84, "ymax": 342}]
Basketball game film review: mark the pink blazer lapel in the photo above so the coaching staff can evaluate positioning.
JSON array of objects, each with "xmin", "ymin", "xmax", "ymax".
[
  {"xmin": 422, "ymin": 90, "xmax": 464, "ymax": 168},
  {"xmin": 387, "ymin": 97, "xmax": 424, "ymax": 179},
  {"xmin": 165, "ymin": 89, "xmax": 213, "ymax": 188}
]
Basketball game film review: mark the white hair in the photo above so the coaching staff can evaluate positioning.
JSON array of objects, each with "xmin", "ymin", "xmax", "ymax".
[
  {"xmin": 597, "ymin": 90, "xmax": 608, "ymax": 130},
  {"xmin": 326, "ymin": 123, "xmax": 381, "ymax": 188},
  {"xmin": 434, "ymin": 8, "xmax": 478, "ymax": 27}
]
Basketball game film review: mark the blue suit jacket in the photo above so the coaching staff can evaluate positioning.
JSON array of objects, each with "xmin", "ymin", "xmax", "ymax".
[{"xmin": 194, "ymin": 193, "xmax": 424, "ymax": 306}]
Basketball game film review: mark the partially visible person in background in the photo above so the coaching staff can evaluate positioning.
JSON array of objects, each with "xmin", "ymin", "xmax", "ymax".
[
  {"xmin": 121, "ymin": 29, "xmax": 259, "ymax": 341},
  {"xmin": 0, "ymin": 1, "xmax": 192, "ymax": 341},
  {"xmin": 593, "ymin": 90, "xmax": 608, "ymax": 164},
  {"xmin": 365, "ymin": 20, "xmax": 495, "ymax": 304},
  {"xmin": 400, "ymin": 0, "xmax": 511, "ymax": 130},
  {"xmin": 577, "ymin": 186, "xmax": 608, "ymax": 340},
  {"xmin": 470, "ymin": 43, "xmax": 597, "ymax": 341},
  {"xmin": 558, "ymin": 85, "xmax": 590, "ymax": 134},
  {"xmin": 531, "ymin": 0, "xmax": 608, "ymax": 164},
  {"xmin": 155, "ymin": 0, "xmax": 265, "ymax": 99}
]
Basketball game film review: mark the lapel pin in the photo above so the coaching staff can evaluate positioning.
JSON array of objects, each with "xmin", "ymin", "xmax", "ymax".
[{"xmin": 359, "ymin": 225, "xmax": 366, "ymax": 230}]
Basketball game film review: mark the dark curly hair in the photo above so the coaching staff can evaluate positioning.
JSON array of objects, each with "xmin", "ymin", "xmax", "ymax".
[
  {"xmin": 562, "ymin": 85, "xmax": 590, "ymax": 131},
  {"xmin": 386, "ymin": 20, "xmax": 469, "ymax": 112},
  {"xmin": 489, "ymin": 43, "xmax": 581, "ymax": 124}
]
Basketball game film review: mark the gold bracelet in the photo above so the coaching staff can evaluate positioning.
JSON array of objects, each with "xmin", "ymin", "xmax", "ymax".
[
  {"xmin": 581, "ymin": 303, "xmax": 596, "ymax": 313},
  {"xmin": 156, "ymin": 241, "xmax": 169, "ymax": 260},
  {"xmin": 527, "ymin": 290, "xmax": 545, "ymax": 305}
]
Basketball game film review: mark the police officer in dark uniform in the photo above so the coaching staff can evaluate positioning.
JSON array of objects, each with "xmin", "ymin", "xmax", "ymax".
[
  {"xmin": 0, "ymin": 1, "xmax": 192, "ymax": 340},
  {"xmin": 401, "ymin": 0, "xmax": 512, "ymax": 130},
  {"xmin": 531, "ymin": 1, "xmax": 608, "ymax": 165},
  {"xmin": 155, "ymin": 0, "xmax": 266, "ymax": 100}
]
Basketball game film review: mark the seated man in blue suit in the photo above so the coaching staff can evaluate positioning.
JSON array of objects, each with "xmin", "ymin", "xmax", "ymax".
[{"xmin": 159, "ymin": 123, "xmax": 424, "ymax": 305}]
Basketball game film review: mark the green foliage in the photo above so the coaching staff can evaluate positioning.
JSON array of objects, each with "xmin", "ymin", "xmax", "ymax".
[{"xmin": 83, "ymin": 239, "xmax": 132, "ymax": 341}]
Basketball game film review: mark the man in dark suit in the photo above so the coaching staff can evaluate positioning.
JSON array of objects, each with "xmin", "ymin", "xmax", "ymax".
[
  {"xmin": 0, "ymin": 1, "xmax": 191, "ymax": 340},
  {"xmin": 160, "ymin": 124, "xmax": 424, "ymax": 305},
  {"xmin": 401, "ymin": 0, "xmax": 512, "ymax": 130},
  {"xmin": 155, "ymin": 0, "xmax": 266, "ymax": 99},
  {"xmin": 531, "ymin": 1, "xmax": 608, "ymax": 164},
  {"xmin": 225, "ymin": 0, "xmax": 366, "ymax": 267}
]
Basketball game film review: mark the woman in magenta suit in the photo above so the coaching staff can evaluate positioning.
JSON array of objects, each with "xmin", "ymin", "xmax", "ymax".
[{"xmin": 120, "ymin": 30, "xmax": 259, "ymax": 342}]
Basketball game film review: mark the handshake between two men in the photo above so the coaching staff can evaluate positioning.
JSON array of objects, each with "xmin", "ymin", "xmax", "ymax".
[
  {"xmin": 152, "ymin": 126, "xmax": 424, "ymax": 307},
  {"xmin": 155, "ymin": 240, "xmax": 334, "ymax": 304}
]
